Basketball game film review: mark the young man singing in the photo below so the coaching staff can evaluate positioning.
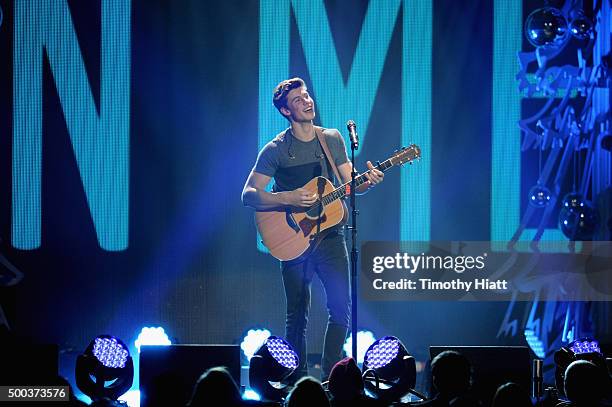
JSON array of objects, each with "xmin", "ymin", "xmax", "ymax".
[{"xmin": 242, "ymin": 77, "xmax": 383, "ymax": 380}]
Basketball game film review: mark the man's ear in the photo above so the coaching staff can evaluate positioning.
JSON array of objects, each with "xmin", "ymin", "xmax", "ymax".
[{"xmin": 280, "ymin": 106, "xmax": 291, "ymax": 118}]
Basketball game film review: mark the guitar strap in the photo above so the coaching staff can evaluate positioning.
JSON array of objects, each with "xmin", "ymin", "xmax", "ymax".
[{"xmin": 314, "ymin": 127, "xmax": 343, "ymax": 185}]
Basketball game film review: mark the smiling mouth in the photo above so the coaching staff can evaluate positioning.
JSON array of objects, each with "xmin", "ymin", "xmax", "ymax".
[{"xmin": 304, "ymin": 107, "xmax": 313, "ymax": 112}]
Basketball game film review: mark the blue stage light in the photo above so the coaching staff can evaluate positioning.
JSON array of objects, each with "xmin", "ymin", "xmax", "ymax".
[
  {"xmin": 248, "ymin": 335, "xmax": 298, "ymax": 401},
  {"xmin": 135, "ymin": 326, "xmax": 172, "ymax": 352},
  {"xmin": 569, "ymin": 338, "xmax": 601, "ymax": 355},
  {"xmin": 365, "ymin": 336, "xmax": 401, "ymax": 369},
  {"xmin": 343, "ymin": 330, "xmax": 376, "ymax": 364},
  {"xmin": 362, "ymin": 336, "xmax": 417, "ymax": 403},
  {"xmin": 76, "ymin": 335, "xmax": 134, "ymax": 401},
  {"xmin": 93, "ymin": 336, "xmax": 130, "ymax": 368},
  {"xmin": 524, "ymin": 329, "xmax": 546, "ymax": 358},
  {"xmin": 240, "ymin": 328, "xmax": 271, "ymax": 361},
  {"xmin": 266, "ymin": 337, "xmax": 299, "ymax": 369}
]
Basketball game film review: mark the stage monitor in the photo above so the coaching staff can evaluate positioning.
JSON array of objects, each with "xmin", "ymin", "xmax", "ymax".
[{"xmin": 139, "ymin": 344, "xmax": 240, "ymax": 407}]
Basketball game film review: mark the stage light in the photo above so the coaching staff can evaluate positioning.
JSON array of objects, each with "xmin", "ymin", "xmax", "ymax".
[
  {"xmin": 362, "ymin": 336, "xmax": 417, "ymax": 403},
  {"xmin": 554, "ymin": 337, "xmax": 607, "ymax": 397},
  {"xmin": 524, "ymin": 329, "xmax": 546, "ymax": 358},
  {"xmin": 76, "ymin": 335, "xmax": 134, "ymax": 401},
  {"xmin": 135, "ymin": 326, "xmax": 172, "ymax": 352},
  {"xmin": 248, "ymin": 335, "xmax": 298, "ymax": 401},
  {"xmin": 343, "ymin": 330, "xmax": 376, "ymax": 364},
  {"xmin": 118, "ymin": 389, "xmax": 140, "ymax": 407},
  {"xmin": 241, "ymin": 328, "xmax": 271, "ymax": 360},
  {"xmin": 568, "ymin": 338, "xmax": 601, "ymax": 355},
  {"xmin": 243, "ymin": 389, "xmax": 261, "ymax": 401}
]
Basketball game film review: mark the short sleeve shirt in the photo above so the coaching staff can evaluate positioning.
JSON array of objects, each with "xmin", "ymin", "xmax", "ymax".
[{"xmin": 253, "ymin": 127, "xmax": 349, "ymax": 192}]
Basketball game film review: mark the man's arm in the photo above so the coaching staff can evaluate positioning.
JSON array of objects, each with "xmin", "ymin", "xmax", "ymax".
[
  {"xmin": 241, "ymin": 170, "xmax": 318, "ymax": 210},
  {"xmin": 337, "ymin": 161, "xmax": 384, "ymax": 194}
]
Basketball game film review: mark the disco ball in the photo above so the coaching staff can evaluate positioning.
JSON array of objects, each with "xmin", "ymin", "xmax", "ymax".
[
  {"xmin": 569, "ymin": 11, "xmax": 593, "ymax": 40},
  {"xmin": 528, "ymin": 184, "xmax": 552, "ymax": 208},
  {"xmin": 561, "ymin": 192, "xmax": 585, "ymax": 212},
  {"xmin": 525, "ymin": 7, "xmax": 569, "ymax": 47},
  {"xmin": 559, "ymin": 203, "xmax": 599, "ymax": 240}
]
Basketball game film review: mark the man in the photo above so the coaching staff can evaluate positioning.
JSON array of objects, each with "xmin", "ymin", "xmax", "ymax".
[
  {"xmin": 242, "ymin": 77, "xmax": 383, "ymax": 381},
  {"xmin": 416, "ymin": 351, "xmax": 480, "ymax": 407}
]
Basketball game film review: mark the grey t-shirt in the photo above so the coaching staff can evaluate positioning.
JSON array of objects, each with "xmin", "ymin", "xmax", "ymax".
[{"xmin": 253, "ymin": 127, "xmax": 349, "ymax": 192}]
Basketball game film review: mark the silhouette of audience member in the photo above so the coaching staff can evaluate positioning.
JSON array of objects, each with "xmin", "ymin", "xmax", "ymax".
[
  {"xmin": 328, "ymin": 357, "xmax": 385, "ymax": 407},
  {"xmin": 329, "ymin": 357, "xmax": 363, "ymax": 403},
  {"xmin": 557, "ymin": 360, "xmax": 608, "ymax": 407},
  {"xmin": 491, "ymin": 382, "xmax": 532, "ymax": 407},
  {"xmin": 286, "ymin": 376, "xmax": 330, "ymax": 407},
  {"xmin": 416, "ymin": 351, "xmax": 477, "ymax": 407},
  {"xmin": 187, "ymin": 367, "xmax": 242, "ymax": 407}
]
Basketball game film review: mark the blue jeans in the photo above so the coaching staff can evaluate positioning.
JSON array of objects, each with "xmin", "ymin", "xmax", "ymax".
[{"xmin": 281, "ymin": 231, "xmax": 350, "ymax": 381}]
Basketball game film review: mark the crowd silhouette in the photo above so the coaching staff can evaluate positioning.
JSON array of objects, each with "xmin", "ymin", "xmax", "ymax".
[{"xmin": 1, "ymin": 327, "xmax": 610, "ymax": 407}]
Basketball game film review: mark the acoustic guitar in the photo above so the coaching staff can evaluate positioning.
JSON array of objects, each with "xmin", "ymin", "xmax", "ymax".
[{"xmin": 255, "ymin": 145, "xmax": 421, "ymax": 261}]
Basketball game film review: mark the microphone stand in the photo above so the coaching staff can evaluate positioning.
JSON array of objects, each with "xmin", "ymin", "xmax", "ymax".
[{"xmin": 349, "ymin": 131, "xmax": 359, "ymax": 362}]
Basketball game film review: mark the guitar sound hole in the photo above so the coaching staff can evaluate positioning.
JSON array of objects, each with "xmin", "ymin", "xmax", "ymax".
[{"xmin": 305, "ymin": 202, "xmax": 324, "ymax": 219}]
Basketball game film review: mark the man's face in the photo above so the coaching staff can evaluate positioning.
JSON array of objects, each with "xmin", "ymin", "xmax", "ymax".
[{"xmin": 281, "ymin": 86, "xmax": 315, "ymax": 123}]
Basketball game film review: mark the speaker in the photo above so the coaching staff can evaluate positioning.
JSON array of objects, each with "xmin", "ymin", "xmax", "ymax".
[
  {"xmin": 139, "ymin": 344, "xmax": 240, "ymax": 407},
  {"xmin": 428, "ymin": 346, "xmax": 531, "ymax": 405}
]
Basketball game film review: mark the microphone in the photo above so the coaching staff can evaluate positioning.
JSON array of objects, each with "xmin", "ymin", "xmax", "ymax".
[{"xmin": 346, "ymin": 120, "xmax": 359, "ymax": 149}]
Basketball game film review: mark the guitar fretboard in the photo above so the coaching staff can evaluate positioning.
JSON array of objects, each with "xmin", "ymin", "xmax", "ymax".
[{"xmin": 320, "ymin": 158, "xmax": 394, "ymax": 205}]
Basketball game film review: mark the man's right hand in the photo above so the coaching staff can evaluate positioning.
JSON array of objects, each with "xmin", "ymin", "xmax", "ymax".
[{"xmin": 281, "ymin": 188, "xmax": 318, "ymax": 207}]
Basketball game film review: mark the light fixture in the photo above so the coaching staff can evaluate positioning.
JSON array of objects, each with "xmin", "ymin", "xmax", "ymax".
[
  {"xmin": 361, "ymin": 336, "xmax": 421, "ymax": 403},
  {"xmin": 524, "ymin": 329, "xmax": 546, "ymax": 358},
  {"xmin": 241, "ymin": 328, "xmax": 271, "ymax": 361},
  {"xmin": 568, "ymin": 338, "xmax": 601, "ymax": 355},
  {"xmin": 343, "ymin": 330, "xmax": 376, "ymax": 364},
  {"xmin": 135, "ymin": 326, "xmax": 171, "ymax": 352},
  {"xmin": 248, "ymin": 335, "xmax": 298, "ymax": 401},
  {"xmin": 76, "ymin": 335, "xmax": 134, "ymax": 401}
]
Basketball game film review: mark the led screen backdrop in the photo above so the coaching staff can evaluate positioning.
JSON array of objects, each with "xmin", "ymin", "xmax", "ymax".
[{"xmin": 0, "ymin": 0, "xmax": 609, "ymax": 368}]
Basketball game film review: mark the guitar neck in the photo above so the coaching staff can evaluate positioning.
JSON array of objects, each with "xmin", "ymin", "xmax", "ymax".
[{"xmin": 321, "ymin": 158, "xmax": 395, "ymax": 205}]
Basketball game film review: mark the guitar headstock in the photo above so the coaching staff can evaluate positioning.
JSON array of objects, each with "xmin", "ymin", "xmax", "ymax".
[{"xmin": 390, "ymin": 144, "xmax": 421, "ymax": 166}]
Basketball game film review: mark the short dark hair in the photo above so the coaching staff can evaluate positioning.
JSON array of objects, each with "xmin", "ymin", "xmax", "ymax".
[
  {"xmin": 273, "ymin": 77, "xmax": 306, "ymax": 115},
  {"xmin": 431, "ymin": 351, "xmax": 472, "ymax": 397}
]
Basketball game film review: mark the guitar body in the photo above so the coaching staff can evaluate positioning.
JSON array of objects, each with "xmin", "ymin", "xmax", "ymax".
[
  {"xmin": 253, "ymin": 145, "xmax": 421, "ymax": 261},
  {"xmin": 255, "ymin": 176, "xmax": 347, "ymax": 261}
]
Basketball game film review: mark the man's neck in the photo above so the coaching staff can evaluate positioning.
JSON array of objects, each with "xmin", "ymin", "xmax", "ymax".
[{"xmin": 290, "ymin": 121, "xmax": 315, "ymax": 142}]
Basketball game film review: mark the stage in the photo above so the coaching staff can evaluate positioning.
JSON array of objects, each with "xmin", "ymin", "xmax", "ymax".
[{"xmin": 0, "ymin": 0, "xmax": 611, "ymax": 406}]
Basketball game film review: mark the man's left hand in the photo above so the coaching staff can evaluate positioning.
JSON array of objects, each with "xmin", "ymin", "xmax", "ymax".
[{"xmin": 364, "ymin": 161, "xmax": 384, "ymax": 186}]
